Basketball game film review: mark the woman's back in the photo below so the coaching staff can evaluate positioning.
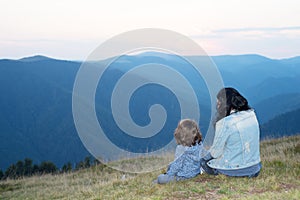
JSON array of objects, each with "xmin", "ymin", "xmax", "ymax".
[{"xmin": 208, "ymin": 109, "xmax": 261, "ymax": 170}]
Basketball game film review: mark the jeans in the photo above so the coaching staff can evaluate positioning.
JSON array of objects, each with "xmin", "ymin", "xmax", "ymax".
[
  {"xmin": 155, "ymin": 174, "xmax": 186, "ymax": 184},
  {"xmin": 200, "ymin": 158, "xmax": 218, "ymax": 175},
  {"xmin": 200, "ymin": 158, "xmax": 261, "ymax": 178}
]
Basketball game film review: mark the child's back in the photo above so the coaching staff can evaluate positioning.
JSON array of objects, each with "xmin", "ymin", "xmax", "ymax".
[
  {"xmin": 155, "ymin": 119, "xmax": 203, "ymax": 184},
  {"xmin": 167, "ymin": 142, "xmax": 202, "ymax": 179}
]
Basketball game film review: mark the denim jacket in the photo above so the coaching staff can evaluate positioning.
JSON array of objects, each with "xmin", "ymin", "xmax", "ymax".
[
  {"xmin": 167, "ymin": 143, "xmax": 202, "ymax": 178},
  {"xmin": 207, "ymin": 110, "xmax": 261, "ymax": 170}
]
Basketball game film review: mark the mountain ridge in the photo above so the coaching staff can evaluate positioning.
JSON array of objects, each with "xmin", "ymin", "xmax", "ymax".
[
  {"xmin": 2, "ymin": 53, "xmax": 300, "ymax": 62},
  {"xmin": 0, "ymin": 52, "xmax": 299, "ymax": 169}
]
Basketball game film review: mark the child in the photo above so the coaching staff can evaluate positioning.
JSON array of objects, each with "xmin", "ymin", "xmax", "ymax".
[{"xmin": 155, "ymin": 119, "xmax": 203, "ymax": 184}]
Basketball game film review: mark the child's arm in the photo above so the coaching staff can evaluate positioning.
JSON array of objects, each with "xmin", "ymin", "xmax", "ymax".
[
  {"xmin": 166, "ymin": 153, "xmax": 185, "ymax": 176},
  {"xmin": 174, "ymin": 145, "xmax": 187, "ymax": 159}
]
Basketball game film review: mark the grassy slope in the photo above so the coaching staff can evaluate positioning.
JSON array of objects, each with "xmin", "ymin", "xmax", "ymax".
[{"xmin": 1, "ymin": 135, "xmax": 299, "ymax": 200}]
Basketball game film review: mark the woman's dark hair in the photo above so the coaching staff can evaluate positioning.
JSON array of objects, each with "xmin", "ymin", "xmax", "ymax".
[{"xmin": 215, "ymin": 87, "xmax": 251, "ymax": 122}]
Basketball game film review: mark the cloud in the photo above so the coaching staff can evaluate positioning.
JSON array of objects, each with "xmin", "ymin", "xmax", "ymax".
[
  {"xmin": 190, "ymin": 26, "xmax": 300, "ymax": 41},
  {"xmin": 189, "ymin": 26, "xmax": 300, "ymax": 59},
  {"xmin": 214, "ymin": 26, "xmax": 300, "ymax": 33}
]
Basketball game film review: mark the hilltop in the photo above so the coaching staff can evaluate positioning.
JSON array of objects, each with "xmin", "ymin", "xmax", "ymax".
[{"xmin": 0, "ymin": 135, "xmax": 299, "ymax": 199}]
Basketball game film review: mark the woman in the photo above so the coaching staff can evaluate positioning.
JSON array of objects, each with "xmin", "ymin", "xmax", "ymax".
[{"xmin": 201, "ymin": 87, "xmax": 261, "ymax": 177}]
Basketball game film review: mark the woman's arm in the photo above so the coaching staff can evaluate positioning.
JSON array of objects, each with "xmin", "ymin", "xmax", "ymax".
[{"xmin": 209, "ymin": 119, "xmax": 231, "ymax": 158}]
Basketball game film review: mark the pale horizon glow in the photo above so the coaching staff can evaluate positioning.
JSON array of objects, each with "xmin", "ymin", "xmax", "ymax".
[{"xmin": 0, "ymin": 0, "xmax": 300, "ymax": 60}]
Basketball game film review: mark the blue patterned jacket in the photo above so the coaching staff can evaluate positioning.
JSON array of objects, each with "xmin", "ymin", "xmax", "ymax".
[{"xmin": 167, "ymin": 143, "xmax": 202, "ymax": 178}]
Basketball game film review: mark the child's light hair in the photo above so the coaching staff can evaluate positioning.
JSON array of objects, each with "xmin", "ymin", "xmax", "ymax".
[{"xmin": 174, "ymin": 119, "xmax": 202, "ymax": 147}]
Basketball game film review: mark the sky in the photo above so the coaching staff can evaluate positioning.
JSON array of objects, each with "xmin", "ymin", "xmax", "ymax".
[{"xmin": 0, "ymin": 0, "xmax": 300, "ymax": 60}]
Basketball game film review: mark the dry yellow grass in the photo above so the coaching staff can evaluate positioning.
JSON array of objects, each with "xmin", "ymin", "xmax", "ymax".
[{"xmin": 1, "ymin": 135, "xmax": 299, "ymax": 200}]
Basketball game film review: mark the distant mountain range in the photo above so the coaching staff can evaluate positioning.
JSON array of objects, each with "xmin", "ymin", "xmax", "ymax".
[
  {"xmin": 260, "ymin": 108, "xmax": 300, "ymax": 139},
  {"xmin": 0, "ymin": 53, "xmax": 299, "ymax": 170}
]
